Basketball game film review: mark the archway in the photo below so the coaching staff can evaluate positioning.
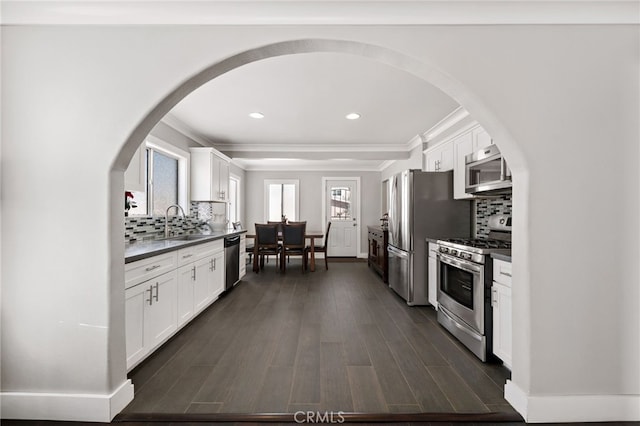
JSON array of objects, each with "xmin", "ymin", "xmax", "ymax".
[{"xmin": 110, "ymin": 38, "xmax": 529, "ymax": 417}]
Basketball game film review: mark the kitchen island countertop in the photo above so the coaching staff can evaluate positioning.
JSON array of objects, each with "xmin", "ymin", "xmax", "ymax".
[{"xmin": 125, "ymin": 229, "xmax": 246, "ymax": 264}]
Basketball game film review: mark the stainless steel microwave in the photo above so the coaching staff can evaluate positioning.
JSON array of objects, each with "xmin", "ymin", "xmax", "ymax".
[{"xmin": 465, "ymin": 145, "xmax": 512, "ymax": 195}]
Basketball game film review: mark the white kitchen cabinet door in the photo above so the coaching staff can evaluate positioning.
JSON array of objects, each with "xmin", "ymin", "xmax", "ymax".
[
  {"xmin": 124, "ymin": 143, "xmax": 146, "ymax": 193},
  {"xmin": 125, "ymin": 269, "xmax": 178, "ymax": 370},
  {"xmin": 428, "ymin": 255, "xmax": 438, "ymax": 308},
  {"xmin": 453, "ymin": 131, "xmax": 474, "ymax": 200},
  {"xmin": 217, "ymin": 158, "xmax": 230, "ymax": 202},
  {"xmin": 125, "ymin": 282, "xmax": 149, "ymax": 369},
  {"xmin": 193, "ymin": 256, "xmax": 213, "ymax": 314},
  {"xmin": 424, "ymin": 140, "xmax": 453, "ymax": 172},
  {"xmin": 190, "ymin": 147, "xmax": 230, "ymax": 202},
  {"xmin": 492, "ymin": 281, "xmax": 512, "ymax": 369},
  {"xmin": 209, "ymin": 250, "xmax": 225, "ymax": 300},
  {"xmin": 144, "ymin": 270, "xmax": 178, "ymax": 352},
  {"xmin": 177, "ymin": 263, "xmax": 196, "ymax": 327},
  {"xmin": 239, "ymin": 235, "xmax": 246, "ymax": 279}
]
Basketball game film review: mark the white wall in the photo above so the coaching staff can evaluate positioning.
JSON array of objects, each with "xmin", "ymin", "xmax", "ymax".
[
  {"xmin": 245, "ymin": 170, "xmax": 380, "ymax": 254},
  {"xmin": 1, "ymin": 24, "xmax": 638, "ymax": 422}
]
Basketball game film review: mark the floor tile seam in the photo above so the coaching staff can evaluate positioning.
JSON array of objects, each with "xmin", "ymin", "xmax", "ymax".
[{"xmin": 425, "ymin": 365, "xmax": 491, "ymax": 413}]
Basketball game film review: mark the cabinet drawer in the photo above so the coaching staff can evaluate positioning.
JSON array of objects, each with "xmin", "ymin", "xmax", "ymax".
[
  {"xmin": 493, "ymin": 259, "xmax": 512, "ymax": 287},
  {"xmin": 125, "ymin": 252, "xmax": 178, "ymax": 290},
  {"xmin": 177, "ymin": 240, "xmax": 224, "ymax": 266}
]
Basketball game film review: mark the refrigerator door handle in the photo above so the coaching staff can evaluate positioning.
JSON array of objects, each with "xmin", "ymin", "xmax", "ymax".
[{"xmin": 387, "ymin": 245, "xmax": 408, "ymax": 257}]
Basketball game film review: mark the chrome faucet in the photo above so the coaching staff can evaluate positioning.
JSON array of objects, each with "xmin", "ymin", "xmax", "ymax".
[{"xmin": 164, "ymin": 204, "xmax": 187, "ymax": 238}]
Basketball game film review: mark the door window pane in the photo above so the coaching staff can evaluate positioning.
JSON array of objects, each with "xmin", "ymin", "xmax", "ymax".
[
  {"xmin": 152, "ymin": 150, "xmax": 178, "ymax": 216},
  {"xmin": 330, "ymin": 187, "xmax": 351, "ymax": 220}
]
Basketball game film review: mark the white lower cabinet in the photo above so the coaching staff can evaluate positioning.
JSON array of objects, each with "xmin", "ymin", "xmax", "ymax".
[
  {"xmin": 492, "ymin": 258, "xmax": 512, "ymax": 369},
  {"xmin": 125, "ymin": 269, "xmax": 178, "ymax": 370},
  {"xmin": 125, "ymin": 238, "xmax": 229, "ymax": 370},
  {"xmin": 427, "ymin": 242, "xmax": 439, "ymax": 308},
  {"xmin": 177, "ymin": 263, "xmax": 197, "ymax": 327},
  {"xmin": 239, "ymin": 235, "xmax": 247, "ymax": 279}
]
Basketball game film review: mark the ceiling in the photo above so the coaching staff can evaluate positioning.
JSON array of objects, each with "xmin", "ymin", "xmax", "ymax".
[{"xmin": 165, "ymin": 52, "xmax": 460, "ymax": 171}]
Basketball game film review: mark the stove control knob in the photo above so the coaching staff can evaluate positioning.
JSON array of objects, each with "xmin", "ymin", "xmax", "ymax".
[
  {"xmin": 450, "ymin": 249, "xmax": 458, "ymax": 256},
  {"xmin": 462, "ymin": 253, "xmax": 471, "ymax": 260},
  {"xmin": 439, "ymin": 247, "xmax": 448, "ymax": 253}
]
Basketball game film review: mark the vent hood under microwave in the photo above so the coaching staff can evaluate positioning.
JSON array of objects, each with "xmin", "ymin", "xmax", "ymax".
[{"xmin": 465, "ymin": 145, "xmax": 512, "ymax": 195}]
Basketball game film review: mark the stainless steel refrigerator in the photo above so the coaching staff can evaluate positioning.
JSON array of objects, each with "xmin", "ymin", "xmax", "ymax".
[{"xmin": 387, "ymin": 170, "xmax": 471, "ymax": 305}]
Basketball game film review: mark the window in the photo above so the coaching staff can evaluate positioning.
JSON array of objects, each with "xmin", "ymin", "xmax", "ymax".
[
  {"xmin": 329, "ymin": 187, "xmax": 352, "ymax": 220},
  {"xmin": 264, "ymin": 179, "xmax": 299, "ymax": 222},
  {"xmin": 228, "ymin": 175, "xmax": 240, "ymax": 224},
  {"xmin": 129, "ymin": 138, "xmax": 188, "ymax": 216}
]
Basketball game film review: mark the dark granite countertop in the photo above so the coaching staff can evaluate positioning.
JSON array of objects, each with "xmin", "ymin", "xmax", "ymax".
[
  {"xmin": 491, "ymin": 252, "xmax": 512, "ymax": 262},
  {"xmin": 125, "ymin": 229, "xmax": 247, "ymax": 264}
]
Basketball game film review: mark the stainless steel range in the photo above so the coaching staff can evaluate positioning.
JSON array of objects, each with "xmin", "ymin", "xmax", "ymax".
[{"xmin": 436, "ymin": 214, "xmax": 511, "ymax": 361}]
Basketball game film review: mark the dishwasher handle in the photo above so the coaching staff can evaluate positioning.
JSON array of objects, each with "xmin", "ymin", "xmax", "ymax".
[{"xmin": 224, "ymin": 235, "xmax": 241, "ymax": 247}]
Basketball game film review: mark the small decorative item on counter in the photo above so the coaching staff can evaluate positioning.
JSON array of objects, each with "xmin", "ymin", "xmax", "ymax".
[
  {"xmin": 380, "ymin": 212, "xmax": 389, "ymax": 230},
  {"xmin": 125, "ymin": 191, "xmax": 137, "ymax": 217},
  {"xmin": 281, "ymin": 215, "xmax": 288, "ymax": 224}
]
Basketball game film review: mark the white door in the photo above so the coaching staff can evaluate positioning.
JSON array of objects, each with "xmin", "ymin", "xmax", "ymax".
[{"xmin": 325, "ymin": 179, "xmax": 358, "ymax": 257}]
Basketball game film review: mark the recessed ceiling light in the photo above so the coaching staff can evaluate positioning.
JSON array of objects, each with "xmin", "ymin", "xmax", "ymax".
[
  {"xmin": 249, "ymin": 112, "xmax": 265, "ymax": 119},
  {"xmin": 345, "ymin": 113, "xmax": 361, "ymax": 120}
]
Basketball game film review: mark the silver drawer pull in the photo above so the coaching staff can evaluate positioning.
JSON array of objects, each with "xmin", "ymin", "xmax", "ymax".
[
  {"xmin": 182, "ymin": 254, "xmax": 193, "ymax": 259},
  {"xmin": 500, "ymin": 270, "xmax": 512, "ymax": 277},
  {"xmin": 145, "ymin": 265, "xmax": 161, "ymax": 272}
]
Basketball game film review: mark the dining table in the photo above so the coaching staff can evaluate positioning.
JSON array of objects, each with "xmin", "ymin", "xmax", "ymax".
[{"xmin": 245, "ymin": 230, "xmax": 324, "ymax": 272}]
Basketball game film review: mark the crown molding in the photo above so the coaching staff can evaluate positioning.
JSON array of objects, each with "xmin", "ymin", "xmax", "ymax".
[
  {"xmin": 160, "ymin": 114, "xmax": 218, "ymax": 148},
  {"xmin": 2, "ymin": 1, "xmax": 638, "ymax": 25},
  {"xmin": 233, "ymin": 159, "xmax": 386, "ymax": 172},
  {"xmin": 423, "ymin": 107, "xmax": 470, "ymax": 142}
]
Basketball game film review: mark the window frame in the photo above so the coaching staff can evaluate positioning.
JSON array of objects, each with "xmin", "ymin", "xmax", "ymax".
[
  {"xmin": 129, "ymin": 135, "xmax": 190, "ymax": 217},
  {"xmin": 263, "ymin": 179, "xmax": 299, "ymax": 222},
  {"xmin": 228, "ymin": 174, "xmax": 241, "ymax": 224}
]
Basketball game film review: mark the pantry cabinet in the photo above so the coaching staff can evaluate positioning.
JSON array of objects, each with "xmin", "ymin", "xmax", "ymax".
[
  {"xmin": 190, "ymin": 147, "xmax": 230, "ymax": 202},
  {"xmin": 492, "ymin": 258, "xmax": 512, "ymax": 369}
]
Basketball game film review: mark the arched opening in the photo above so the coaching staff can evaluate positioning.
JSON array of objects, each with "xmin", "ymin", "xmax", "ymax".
[{"xmin": 111, "ymin": 38, "xmax": 529, "ymax": 417}]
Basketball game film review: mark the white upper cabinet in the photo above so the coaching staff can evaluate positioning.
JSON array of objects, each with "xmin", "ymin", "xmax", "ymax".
[
  {"xmin": 424, "ymin": 140, "xmax": 454, "ymax": 172},
  {"xmin": 190, "ymin": 147, "xmax": 230, "ymax": 202},
  {"xmin": 124, "ymin": 143, "xmax": 146, "ymax": 192}
]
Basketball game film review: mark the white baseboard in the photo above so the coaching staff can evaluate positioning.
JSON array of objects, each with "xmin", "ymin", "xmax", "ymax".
[
  {"xmin": 1, "ymin": 379, "xmax": 134, "ymax": 422},
  {"xmin": 505, "ymin": 380, "xmax": 640, "ymax": 423},
  {"xmin": 357, "ymin": 252, "xmax": 368, "ymax": 259}
]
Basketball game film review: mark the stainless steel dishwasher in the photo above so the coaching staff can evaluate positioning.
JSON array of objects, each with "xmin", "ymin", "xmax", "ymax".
[{"xmin": 224, "ymin": 235, "xmax": 240, "ymax": 290}]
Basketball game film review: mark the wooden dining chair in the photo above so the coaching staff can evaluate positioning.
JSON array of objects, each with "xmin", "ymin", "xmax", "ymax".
[
  {"xmin": 281, "ymin": 222, "xmax": 307, "ymax": 273},
  {"xmin": 254, "ymin": 223, "xmax": 281, "ymax": 272},
  {"xmin": 305, "ymin": 221, "xmax": 331, "ymax": 270}
]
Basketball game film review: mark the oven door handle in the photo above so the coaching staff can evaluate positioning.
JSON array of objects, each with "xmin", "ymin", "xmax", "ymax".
[{"xmin": 438, "ymin": 253, "xmax": 482, "ymax": 274}]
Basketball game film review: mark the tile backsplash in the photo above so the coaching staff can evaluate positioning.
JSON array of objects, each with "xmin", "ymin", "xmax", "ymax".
[
  {"xmin": 475, "ymin": 194, "xmax": 512, "ymax": 238},
  {"xmin": 125, "ymin": 201, "xmax": 227, "ymax": 244}
]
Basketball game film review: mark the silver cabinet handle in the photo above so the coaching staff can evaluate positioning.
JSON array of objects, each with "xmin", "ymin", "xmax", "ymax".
[
  {"xmin": 145, "ymin": 264, "xmax": 161, "ymax": 272},
  {"xmin": 146, "ymin": 285, "xmax": 153, "ymax": 306},
  {"xmin": 153, "ymin": 283, "xmax": 159, "ymax": 302},
  {"xmin": 191, "ymin": 266, "xmax": 196, "ymax": 281},
  {"xmin": 182, "ymin": 254, "xmax": 193, "ymax": 259},
  {"xmin": 500, "ymin": 270, "xmax": 512, "ymax": 277}
]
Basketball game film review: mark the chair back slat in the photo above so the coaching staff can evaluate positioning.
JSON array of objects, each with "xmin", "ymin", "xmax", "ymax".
[{"xmin": 322, "ymin": 222, "xmax": 332, "ymax": 249}]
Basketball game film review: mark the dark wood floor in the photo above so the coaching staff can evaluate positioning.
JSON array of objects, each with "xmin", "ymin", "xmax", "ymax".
[{"xmin": 119, "ymin": 260, "xmax": 519, "ymax": 420}]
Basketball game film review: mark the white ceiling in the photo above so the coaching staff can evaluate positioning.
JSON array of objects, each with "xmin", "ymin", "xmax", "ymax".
[{"xmin": 166, "ymin": 52, "xmax": 459, "ymax": 171}]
